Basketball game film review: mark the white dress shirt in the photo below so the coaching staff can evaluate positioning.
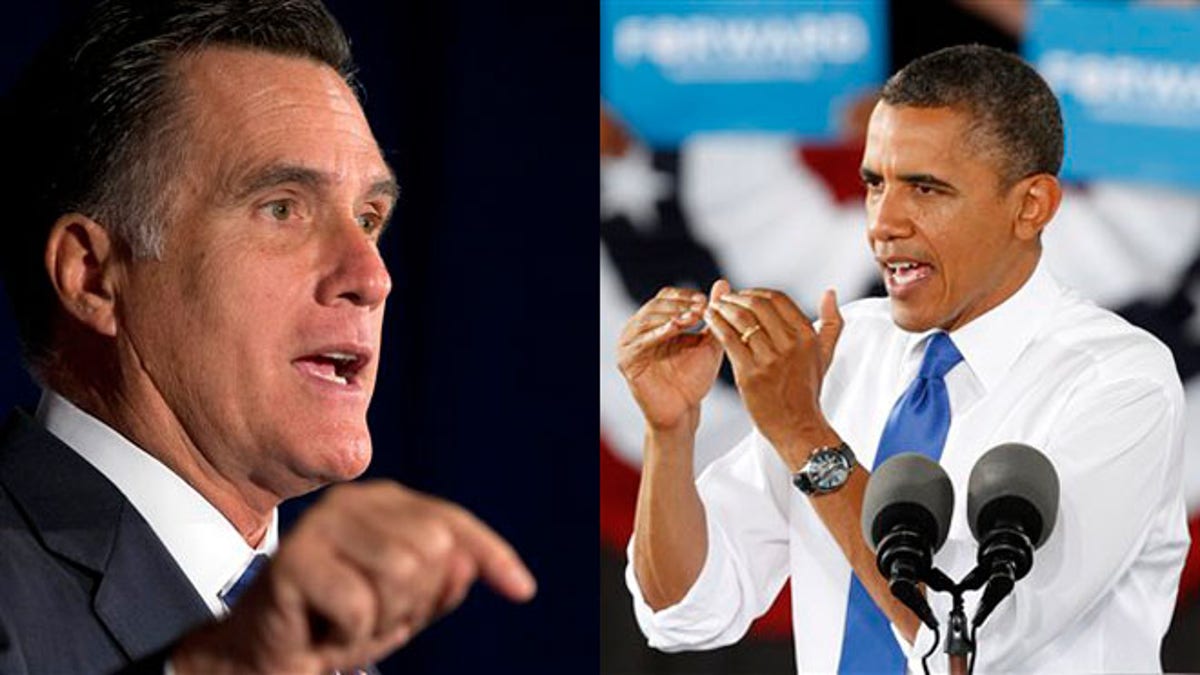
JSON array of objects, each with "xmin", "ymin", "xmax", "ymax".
[
  {"xmin": 626, "ymin": 262, "xmax": 1191, "ymax": 673},
  {"xmin": 37, "ymin": 390, "xmax": 278, "ymax": 617}
]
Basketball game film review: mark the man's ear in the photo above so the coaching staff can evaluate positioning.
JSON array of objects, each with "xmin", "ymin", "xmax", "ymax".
[
  {"xmin": 44, "ymin": 214, "xmax": 122, "ymax": 337},
  {"xmin": 1013, "ymin": 174, "xmax": 1062, "ymax": 242}
]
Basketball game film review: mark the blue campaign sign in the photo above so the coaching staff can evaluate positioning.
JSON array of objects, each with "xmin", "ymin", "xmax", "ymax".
[
  {"xmin": 1024, "ymin": 1, "xmax": 1200, "ymax": 189},
  {"xmin": 601, "ymin": 1, "xmax": 887, "ymax": 147}
]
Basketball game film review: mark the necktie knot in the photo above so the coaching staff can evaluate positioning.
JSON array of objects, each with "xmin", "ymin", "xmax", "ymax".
[{"xmin": 918, "ymin": 332, "xmax": 963, "ymax": 380}]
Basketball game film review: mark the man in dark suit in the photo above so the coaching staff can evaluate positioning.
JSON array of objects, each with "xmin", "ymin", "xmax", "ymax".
[{"xmin": 0, "ymin": 1, "xmax": 537, "ymax": 672}]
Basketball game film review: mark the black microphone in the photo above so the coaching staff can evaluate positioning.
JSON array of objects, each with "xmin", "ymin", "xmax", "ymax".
[
  {"xmin": 861, "ymin": 453, "xmax": 955, "ymax": 630},
  {"xmin": 966, "ymin": 443, "xmax": 1059, "ymax": 628}
]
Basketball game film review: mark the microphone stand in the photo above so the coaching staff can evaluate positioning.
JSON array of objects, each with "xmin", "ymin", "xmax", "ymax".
[
  {"xmin": 945, "ymin": 590, "xmax": 970, "ymax": 675},
  {"xmin": 920, "ymin": 567, "xmax": 989, "ymax": 675}
]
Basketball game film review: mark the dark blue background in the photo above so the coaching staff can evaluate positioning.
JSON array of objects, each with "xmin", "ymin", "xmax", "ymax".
[{"xmin": 0, "ymin": 2, "xmax": 595, "ymax": 672}]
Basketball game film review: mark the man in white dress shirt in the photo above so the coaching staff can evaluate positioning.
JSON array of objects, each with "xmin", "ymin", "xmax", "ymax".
[
  {"xmin": 0, "ymin": 1, "xmax": 535, "ymax": 672},
  {"xmin": 617, "ymin": 45, "xmax": 1189, "ymax": 672}
]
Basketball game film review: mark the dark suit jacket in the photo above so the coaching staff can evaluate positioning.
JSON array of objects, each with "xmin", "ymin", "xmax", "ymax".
[{"xmin": 0, "ymin": 409, "xmax": 213, "ymax": 673}]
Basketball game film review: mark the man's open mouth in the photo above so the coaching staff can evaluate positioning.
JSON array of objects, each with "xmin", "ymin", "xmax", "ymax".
[
  {"xmin": 884, "ymin": 260, "xmax": 933, "ymax": 288},
  {"xmin": 293, "ymin": 349, "xmax": 369, "ymax": 387}
]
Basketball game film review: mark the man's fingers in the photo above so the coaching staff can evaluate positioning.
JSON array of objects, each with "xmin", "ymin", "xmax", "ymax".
[
  {"xmin": 278, "ymin": 552, "xmax": 380, "ymax": 648},
  {"xmin": 286, "ymin": 484, "xmax": 471, "ymax": 645},
  {"xmin": 631, "ymin": 308, "xmax": 703, "ymax": 336},
  {"xmin": 442, "ymin": 506, "xmax": 537, "ymax": 603},
  {"xmin": 817, "ymin": 288, "xmax": 843, "ymax": 367},
  {"xmin": 709, "ymin": 278, "xmax": 731, "ymax": 305},
  {"xmin": 708, "ymin": 296, "xmax": 778, "ymax": 356},
  {"xmin": 704, "ymin": 303, "xmax": 753, "ymax": 366},
  {"xmin": 434, "ymin": 550, "xmax": 479, "ymax": 617},
  {"xmin": 355, "ymin": 486, "xmax": 518, "ymax": 626},
  {"xmin": 201, "ymin": 483, "xmax": 536, "ymax": 672},
  {"xmin": 620, "ymin": 315, "xmax": 689, "ymax": 361},
  {"xmin": 256, "ymin": 481, "xmax": 535, "ymax": 673},
  {"xmin": 716, "ymin": 292, "xmax": 790, "ymax": 345},
  {"xmin": 658, "ymin": 286, "xmax": 708, "ymax": 304},
  {"xmin": 619, "ymin": 295, "xmax": 706, "ymax": 344},
  {"xmin": 316, "ymin": 619, "xmax": 415, "ymax": 673},
  {"xmin": 364, "ymin": 525, "xmax": 451, "ymax": 630},
  {"xmin": 740, "ymin": 288, "xmax": 810, "ymax": 328},
  {"xmin": 293, "ymin": 524, "xmax": 430, "ymax": 641}
]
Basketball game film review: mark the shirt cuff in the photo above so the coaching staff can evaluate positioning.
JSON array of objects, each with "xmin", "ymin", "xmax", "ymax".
[{"xmin": 625, "ymin": 514, "xmax": 744, "ymax": 651}]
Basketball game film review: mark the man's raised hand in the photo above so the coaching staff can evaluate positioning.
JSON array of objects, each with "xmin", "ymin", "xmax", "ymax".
[
  {"xmin": 172, "ymin": 481, "xmax": 536, "ymax": 674},
  {"xmin": 617, "ymin": 285, "xmax": 725, "ymax": 433},
  {"xmin": 704, "ymin": 282, "xmax": 844, "ymax": 462}
]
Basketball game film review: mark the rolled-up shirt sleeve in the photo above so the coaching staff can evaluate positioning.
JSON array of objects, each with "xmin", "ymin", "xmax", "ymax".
[{"xmin": 625, "ymin": 430, "xmax": 793, "ymax": 651}]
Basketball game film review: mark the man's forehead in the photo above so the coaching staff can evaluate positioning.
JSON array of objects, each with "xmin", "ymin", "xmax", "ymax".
[
  {"xmin": 175, "ymin": 46, "xmax": 370, "ymax": 139},
  {"xmin": 862, "ymin": 103, "xmax": 975, "ymax": 169},
  {"xmin": 173, "ymin": 47, "xmax": 391, "ymax": 198},
  {"xmin": 177, "ymin": 45, "xmax": 353, "ymax": 98}
]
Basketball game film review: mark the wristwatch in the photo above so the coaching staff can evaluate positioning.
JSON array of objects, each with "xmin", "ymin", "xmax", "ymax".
[{"xmin": 792, "ymin": 442, "xmax": 856, "ymax": 495}]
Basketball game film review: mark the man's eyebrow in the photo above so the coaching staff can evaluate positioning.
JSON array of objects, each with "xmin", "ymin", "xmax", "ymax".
[
  {"xmin": 228, "ymin": 163, "xmax": 400, "ymax": 205},
  {"xmin": 897, "ymin": 172, "xmax": 957, "ymax": 191},
  {"xmin": 230, "ymin": 164, "xmax": 327, "ymax": 201},
  {"xmin": 859, "ymin": 167, "xmax": 958, "ymax": 192},
  {"xmin": 366, "ymin": 177, "xmax": 400, "ymax": 202}
]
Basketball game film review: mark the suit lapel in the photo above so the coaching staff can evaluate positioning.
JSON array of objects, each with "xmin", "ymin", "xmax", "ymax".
[
  {"xmin": 94, "ymin": 503, "xmax": 214, "ymax": 657},
  {"xmin": 0, "ymin": 409, "xmax": 212, "ymax": 659}
]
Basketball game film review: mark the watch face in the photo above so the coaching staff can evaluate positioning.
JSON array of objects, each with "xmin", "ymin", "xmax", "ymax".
[{"xmin": 811, "ymin": 450, "xmax": 851, "ymax": 491}]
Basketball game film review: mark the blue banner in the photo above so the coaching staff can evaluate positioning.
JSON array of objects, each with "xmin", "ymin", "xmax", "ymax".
[
  {"xmin": 601, "ymin": 0, "xmax": 887, "ymax": 147},
  {"xmin": 1024, "ymin": 1, "xmax": 1200, "ymax": 189}
]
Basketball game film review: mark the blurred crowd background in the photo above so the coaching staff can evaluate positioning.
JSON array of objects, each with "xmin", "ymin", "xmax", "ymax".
[{"xmin": 599, "ymin": 1, "xmax": 1200, "ymax": 672}]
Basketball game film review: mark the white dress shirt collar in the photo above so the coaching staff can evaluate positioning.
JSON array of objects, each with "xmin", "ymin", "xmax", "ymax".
[
  {"xmin": 900, "ymin": 258, "xmax": 1061, "ymax": 392},
  {"xmin": 36, "ymin": 390, "xmax": 278, "ymax": 616}
]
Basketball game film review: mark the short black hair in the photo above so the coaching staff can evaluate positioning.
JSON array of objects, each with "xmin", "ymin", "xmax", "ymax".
[
  {"xmin": 880, "ymin": 44, "xmax": 1064, "ymax": 187},
  {"xmin": 0, "ymin": 0, "xmax": 357, "ymax": 370}
]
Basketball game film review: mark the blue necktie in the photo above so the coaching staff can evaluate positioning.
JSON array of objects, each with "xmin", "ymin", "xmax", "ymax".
[
  {"xmin": 220, "ymin": 553, "xmax": 269, "ymax": 610},
  {"xmin": 838, "ymin": 332, "xmax": 963, "ymax": 674}
]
